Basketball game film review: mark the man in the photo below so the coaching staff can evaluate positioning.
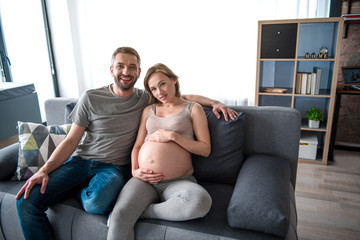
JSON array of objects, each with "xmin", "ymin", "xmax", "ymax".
[{"xmin": 15, "ymin": 47, "xmax": 237, "ymax": 240}]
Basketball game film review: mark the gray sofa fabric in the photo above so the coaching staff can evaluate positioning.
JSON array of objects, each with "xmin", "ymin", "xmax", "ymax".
[
  {"xmin": 192, "ymin": 107, "xmax": 245, "ymax": 184},
  {"xmin": 228, "ymin": 154, "xmax": 290, "ymax": 237},
  {"xmin": 0, "ymin": 97, "xmax": 300, "ymax": 240},
  {"xmin": 44, "ymin": 97, "xmax": 78, "ymax": 126},
  {"xmin": 0, "ymin": 143, "xmax": 18, "ymax": 180}
]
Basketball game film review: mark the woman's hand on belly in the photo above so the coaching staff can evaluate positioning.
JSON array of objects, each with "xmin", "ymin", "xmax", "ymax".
[
  {"xmin": 132, "ymin": 168, "xmax": 164, "ymax": 184},
  {"xmin": 146, "ymin": 129, "xmax": 173, "ymax": 143}
]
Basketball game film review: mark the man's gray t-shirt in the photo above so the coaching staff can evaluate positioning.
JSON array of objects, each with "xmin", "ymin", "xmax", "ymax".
[{"xmin": 68, "ymin": 85, "xmax": 149, "ymax": 166}]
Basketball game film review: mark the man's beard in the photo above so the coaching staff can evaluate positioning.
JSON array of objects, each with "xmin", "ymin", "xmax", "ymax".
[{"xmin": 114, "ymin": 75, "xmax": 137, "ymax": 91}]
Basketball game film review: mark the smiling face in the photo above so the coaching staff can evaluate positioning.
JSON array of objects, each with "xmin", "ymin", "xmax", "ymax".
[
  {"xmin": 110, "ymin": 53, "xmax": 141, "ymax": 95},
  {"xmin": 147, "ymin": 72, "xmax": 178, "ymax": 104},
  {"xmin": 144, "ymin": 63, "xmax": 180, "ymax": 104}
]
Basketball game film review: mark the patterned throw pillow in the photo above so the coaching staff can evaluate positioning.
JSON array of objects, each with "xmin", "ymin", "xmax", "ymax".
[{"xmin": 16, "ymin": 121, "xmax": 71, "ymax": 180}]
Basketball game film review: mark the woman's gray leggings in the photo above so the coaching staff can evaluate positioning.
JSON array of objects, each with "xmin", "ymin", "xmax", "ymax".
[{"xmin": 107, "ymin": 176, "xmax": 212, "ymax": 240}]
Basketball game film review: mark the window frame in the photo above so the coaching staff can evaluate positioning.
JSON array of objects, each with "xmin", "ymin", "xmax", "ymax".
[{"xmin": 0, "ymin": 12, "xmax": 12, "ymax": 82}]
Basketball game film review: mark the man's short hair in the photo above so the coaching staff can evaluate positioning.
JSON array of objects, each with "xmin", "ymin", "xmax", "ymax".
[{"xmin": 111, "ymin": 47, "xmax": 141, "ymax": 66}]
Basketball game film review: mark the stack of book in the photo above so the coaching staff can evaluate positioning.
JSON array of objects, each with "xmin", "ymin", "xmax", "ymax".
[{"xmin": 296, "ymin": 67, "xmax": 322, "ymax": 95}]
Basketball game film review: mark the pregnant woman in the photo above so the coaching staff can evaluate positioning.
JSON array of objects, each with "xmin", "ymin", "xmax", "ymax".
[{"xmin": 107, "ymin": 63, "xmax": 212, "ymax": 240}]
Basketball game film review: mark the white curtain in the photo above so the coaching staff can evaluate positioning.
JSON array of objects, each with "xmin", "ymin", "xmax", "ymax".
[{"xmin": 257, "ymin": 0, "xmax": 330, "ymax": 20}]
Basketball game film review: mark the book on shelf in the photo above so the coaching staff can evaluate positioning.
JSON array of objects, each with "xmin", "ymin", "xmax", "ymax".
[
  {"xmin": 310, "ymin": 73, "xmax": 317, "ymax": 95},
  {"xmin": 306, "ymin": 73, "xmax": 312, "ymax": 94},
  {"xmin": 296, "ymin": 68, "xmax": 321, "ymax": 95},
  {"xmin": 313, "ymin": 67, "xmax": 321, "ymax": 94},
  {"xmin": 301, "ymin": 72, "xmax": 308, "ymax": 94},
  {"xmin": 296, "ymin": 72, "xmax": 302, "ymax": 94},
  {"xmin": 299, "ymin": 72, "xmax": 311, "ymax": 94}
]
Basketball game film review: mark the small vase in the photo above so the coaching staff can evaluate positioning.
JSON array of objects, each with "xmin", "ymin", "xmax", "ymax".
[{"xmin": 308, "ymin": 120, "xmax": 320, "ymax": 128}]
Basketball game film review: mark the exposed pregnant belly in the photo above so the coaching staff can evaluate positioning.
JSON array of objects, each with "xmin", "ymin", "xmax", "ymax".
[{"xmin": 138, "ymin": 141, "xmax": 194, "ymax": 179}]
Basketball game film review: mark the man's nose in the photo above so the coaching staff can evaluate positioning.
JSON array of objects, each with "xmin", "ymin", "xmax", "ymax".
[{"xmin": 122, "ymin": 67, "xmax": 130, "ymax": 75}]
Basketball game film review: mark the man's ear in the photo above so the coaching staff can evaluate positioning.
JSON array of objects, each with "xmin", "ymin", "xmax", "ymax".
[
  {"xmin": 138, "ymin": 67, "xmax": 141, "ymax": 77},
  {"xmin": 110, "ymin": 65, "xmax": 114, "ymax": 76}
]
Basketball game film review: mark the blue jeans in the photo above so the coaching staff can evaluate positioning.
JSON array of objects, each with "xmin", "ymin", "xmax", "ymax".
[{"xmin": 16, "ymin": 156, "xmax": 130, "ymax": 240}]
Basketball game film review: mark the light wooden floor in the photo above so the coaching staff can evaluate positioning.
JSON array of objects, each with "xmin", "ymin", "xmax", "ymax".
[{"xmin": 295, "ymin": 149, "xmax": 360, "ymax": 240}]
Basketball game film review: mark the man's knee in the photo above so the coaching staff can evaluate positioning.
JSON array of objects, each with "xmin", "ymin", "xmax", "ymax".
[
  {"xmin": 81, "ymin": 189, "xmax": 117, "ymax": 214},
  {"xmin": 16, "ymin": 186, "xmax": 45, "ymax": 210},
  {"xmin": 16, "ymin": 190, "xmax": 48, "ymax": 222},
  {"xmin": 80, "ymin": 174, "xmax": 126, "ymax": 214},
  {"xmin": 16, "ymin": 196, "xmax": 27, "ymax": 215}
]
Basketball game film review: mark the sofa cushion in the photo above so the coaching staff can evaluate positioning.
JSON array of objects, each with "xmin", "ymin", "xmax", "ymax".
[
  {"xmin": 0, "ymin": 143, "xmax": 19, "ymax": 180},
  {"xmin": 227, "ymin": 154, "xmax": 291, "ymax": 237},
  {"xmin": 16, "ymin": 121, "xmax": 71, "ymax": 180},
  {"xmin": 192, "ymin": 107, "xmax": 245, "ymax": 184}
]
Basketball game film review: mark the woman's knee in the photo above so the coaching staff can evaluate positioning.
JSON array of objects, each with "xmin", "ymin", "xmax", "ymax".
[
  {"xmin": 180, "ymin": 187, "xmax": 212, "ymax": 218},
  {"xmin": 196, "ymin": 189, "xmax": 212, "ymax": 217}
]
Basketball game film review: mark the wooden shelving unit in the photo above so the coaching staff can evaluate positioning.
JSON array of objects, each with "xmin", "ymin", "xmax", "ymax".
[{"xmin": 255, "ymin": 18, "xmax": 344, "ymax": 165}]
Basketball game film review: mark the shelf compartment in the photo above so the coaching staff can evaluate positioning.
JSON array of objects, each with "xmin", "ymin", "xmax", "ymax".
[
  {"xmin": 298, "ymin": 131, "xmax": 325, "ymax": 163},
  {"xmin": 294, "ymin": 96, "xmax": 330, "ymax": 128},
  {"xmin": 297, "ymin": 22, "xmax": 339, "ymax": 59},
  {"xmin": 258, "ymin": 95, "xmax": 292, "ymax": 107},
  {"xmin": 261, "ymin": 23, "xmax": 297, "ymax": 59},
  {"xmin": 298, "ymin": 148, "xmax": 324, "ymax": 163},
  {"xmin": 296, "ymin": 61, "xmax": 335, "ymax": 95},
  {"xmin": 259, "ymin": 61, "xmax": 295, "ymax": 92}
]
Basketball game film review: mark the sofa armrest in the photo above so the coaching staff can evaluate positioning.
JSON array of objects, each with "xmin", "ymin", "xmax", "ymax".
[
  {"xmin": 0, "ymin": 143, "xmax": 19, "ymax": 180},
  {"xmin": 229, "ymin": 106, "xmax": 301, "ymax": 188},
  {"xmin": 227, "ymin": 154, "xmax": 291, "ymax": 238}
]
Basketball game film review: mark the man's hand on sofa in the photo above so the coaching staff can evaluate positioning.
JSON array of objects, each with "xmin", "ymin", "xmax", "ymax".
[
  {"xmin": 181, "ymin": 95, "xmax": 238, "ymax": 121},
  {"xmin": 15, "ymin": 170, "xmax": 49, "ymax": 200}
]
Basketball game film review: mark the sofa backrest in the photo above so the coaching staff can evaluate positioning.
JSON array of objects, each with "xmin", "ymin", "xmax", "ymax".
[
  {"xmin": 44, "ymin": 98, "xmax": 301, "ymax": 188},
  {"xmin": 45, "ymin": 98, "xmax": 78, "ymax": 125}
]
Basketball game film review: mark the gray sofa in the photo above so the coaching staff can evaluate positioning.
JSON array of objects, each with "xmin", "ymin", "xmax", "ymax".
[{"xmin": 0, "ymin": 97, "xmax": 301, "ymax": 240}]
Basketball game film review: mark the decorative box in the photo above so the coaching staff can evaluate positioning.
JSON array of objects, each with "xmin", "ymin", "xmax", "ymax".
[{"xmin": 299, "ymin": 132, "xmax": 318, "ymax": 160}]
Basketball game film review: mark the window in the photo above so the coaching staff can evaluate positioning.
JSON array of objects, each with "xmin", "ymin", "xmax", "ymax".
[{"xmin": 0, "ymin": 0, "xmax": 57, "ymax": 120}]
